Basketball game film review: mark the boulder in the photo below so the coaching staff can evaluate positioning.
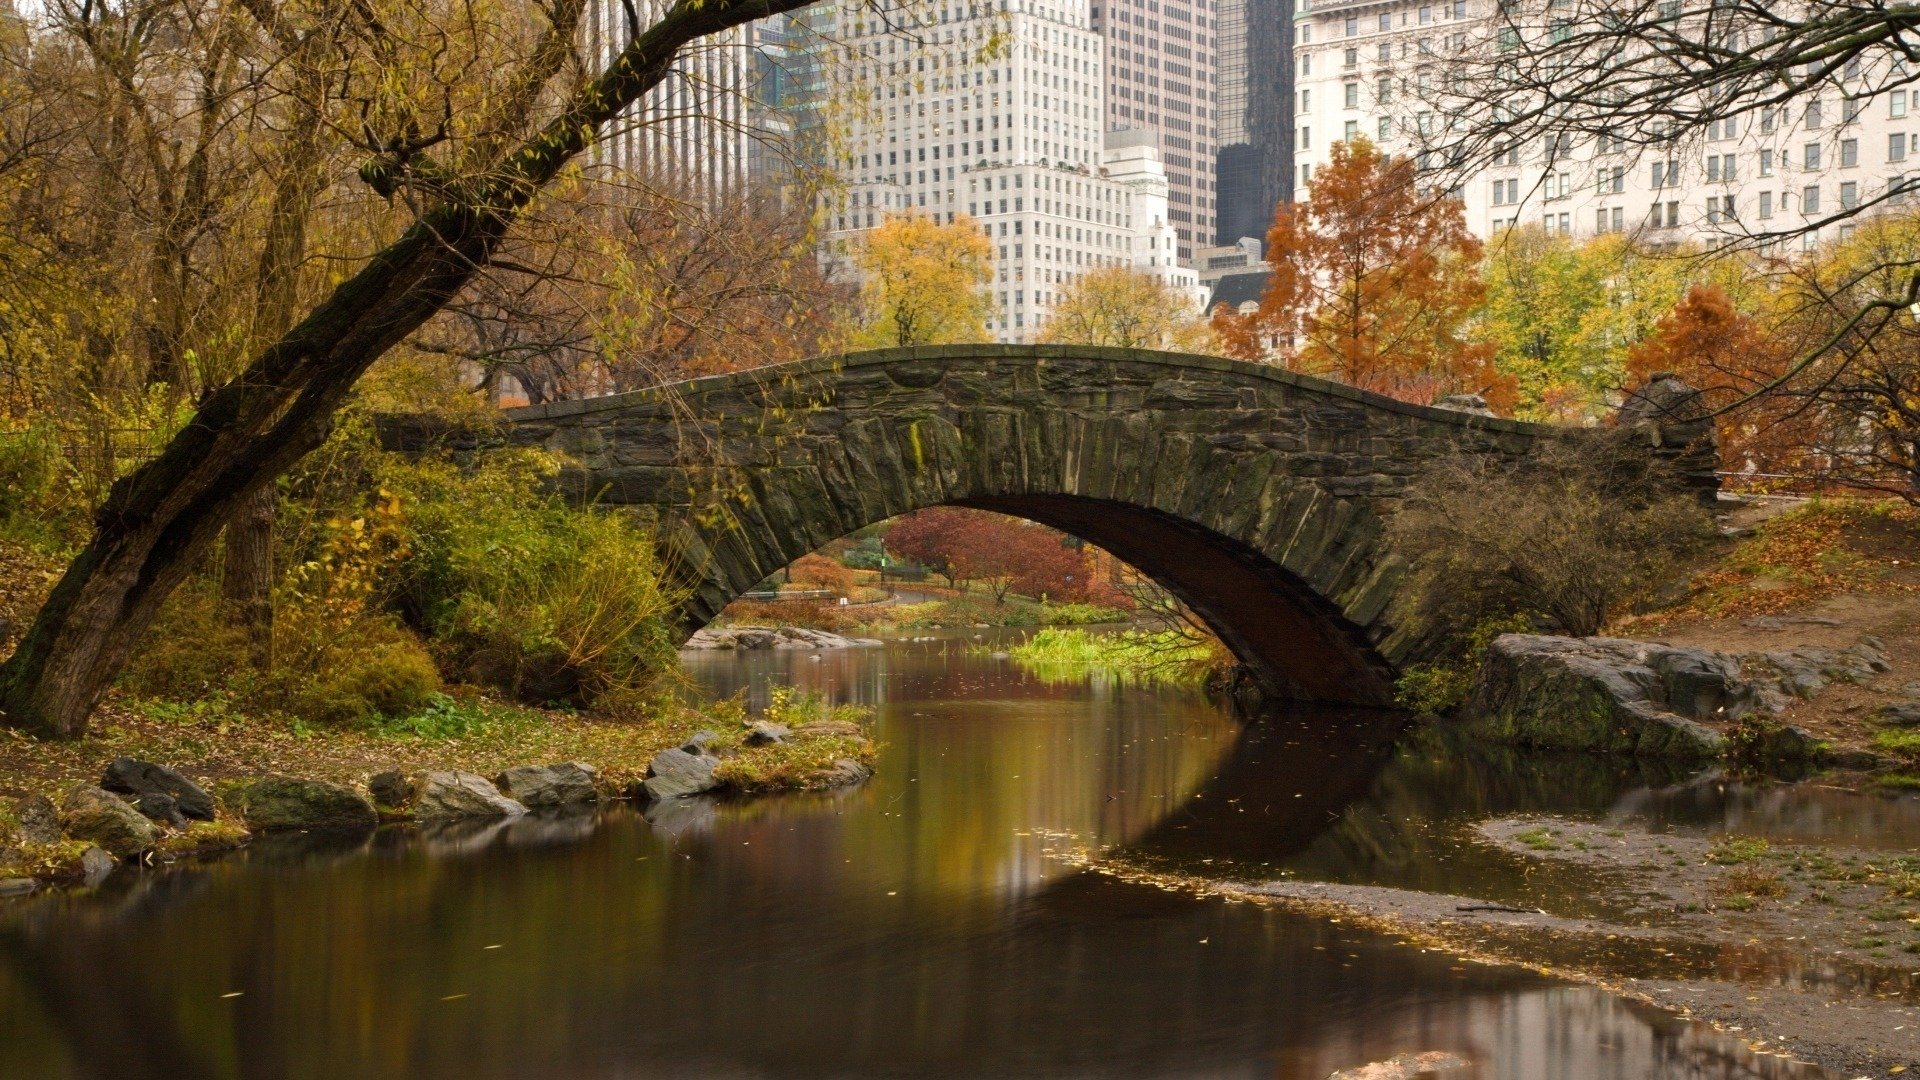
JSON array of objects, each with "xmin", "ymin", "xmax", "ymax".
[
  {"xmin": 229, "ymin": 777, "xmax": 378, "ymax": 833},
  {"xmin": 59, "ymin": 786, "xmax": 159, "ymax": 858},
  {"xmin": 1875, "ymin": 702, "xmax": 1920, "ymax": 729},
  {"xmin": 0, "ymin": 878, "xmax": 37, "ymax": 897},
  {"xmin": 742, "ymin": 722, "xmax": 790, "ymax": 747},
  {"xmin": 683, "ymin": 626, "xmax": 884, "ymax": 651},
  {"xmin": 1750, "ymin": 640, "xmax": 1891, "ymax": 699},
  {"xmin": 101, "ymin": 757, "xmax": 214, "ymax": 821},
  {"xmin": 12, "ymin": 795, "xmax": 61, "ymax": 846},
  {"xmin": 816, "ymin": 758, "xmax": 874, "ymax": 788},
  {"xmin": 415, "ymin": 772, "xmax": 526, "ymax": 819},
  {"xmin": 1460, "ymin": 636, "xmax": 1728, "ymax": 760},
  {"xmin": 493, "ymin": 763, "xmax": 598, "ymax": 808},
  {"xmin": 79, "ymin": 846, "xmax": 118, "ymax": 886},
  {"xmin": 132, "ymin": 793, "xmax": 188, "ymax": 830},
  {"xmin": 640, "ymin": 746, "xmax": 720, "ymax": 801},
  {"xmin": 367, "ymin": 770, "xmax": 416, "ymax": 809}
]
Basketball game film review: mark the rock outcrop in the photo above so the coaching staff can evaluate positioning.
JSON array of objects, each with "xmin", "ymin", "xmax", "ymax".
[
  {"xmin": 58, "ymin": 786, "xmax": 160, "ymax": 858},
  {"xmin": 494, "ymin": 763, "xmax": 598, "ymax": 808},
  {"xmin": 229, "ymin": 777, "xmax": 379, "ymax": 833},
  {"xmin": 12, "ymin": 795, "xmax": 61, "ymax": 846},
  {"xmin": 415, "ymin": 772, "xmax": 526, "ymax": 819}
]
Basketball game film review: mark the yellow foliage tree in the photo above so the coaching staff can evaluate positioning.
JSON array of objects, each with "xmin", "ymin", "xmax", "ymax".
[
  {"xmin": 1039, "ymin": 267, "xmax": 1214, "ymax": 351},
  {"xmin": 846, "ymin": 213, "xmax": 993, "ymax": 347}
]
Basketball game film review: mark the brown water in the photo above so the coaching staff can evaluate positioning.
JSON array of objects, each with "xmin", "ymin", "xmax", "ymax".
[{"xmin": 0, "ymin": 631, "xmax": 1874, "ymax": 1079}]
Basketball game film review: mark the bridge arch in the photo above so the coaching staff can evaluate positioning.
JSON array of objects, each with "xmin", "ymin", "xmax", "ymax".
[{"xmin": 494, "ymin": 346, "xmax": 1627, "ymax": 707}]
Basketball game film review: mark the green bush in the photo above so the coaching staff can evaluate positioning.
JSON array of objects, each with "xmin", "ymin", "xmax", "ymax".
[
  {"xmin": 290, "ymin": 636, "xmax": 441, "ymax": 724},
  {"xmin": 381, "ymin": 451, "xmax": 679, "ymax": 705}
]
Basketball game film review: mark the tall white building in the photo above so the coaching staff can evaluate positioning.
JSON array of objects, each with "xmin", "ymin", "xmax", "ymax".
[
  {"xmin": 819, "ymin": 0, "xmax": 1199, "ymax": 342},
  {"xmin": 583, "ymin": 0, "xmax": 752, "ymax": 197},
  {"xmin": 1290, "ymin": 0, "xmax": 1920, "ymax": 250}
]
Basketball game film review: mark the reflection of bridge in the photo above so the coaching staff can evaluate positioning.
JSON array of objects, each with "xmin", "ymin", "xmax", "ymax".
[{"xmin": 481, "ymin": 346, "xmax": 1707, "ymax": 707}]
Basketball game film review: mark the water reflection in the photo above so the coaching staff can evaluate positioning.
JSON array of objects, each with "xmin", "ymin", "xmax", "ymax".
[{"xmin": 0, "ymin": 636, "xmax": 1839, "ymax": 1078}]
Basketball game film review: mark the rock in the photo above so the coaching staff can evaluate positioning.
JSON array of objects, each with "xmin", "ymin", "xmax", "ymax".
[
  {"xmin": 1327, "ymin": 1051, "xmax": 1471, "ymax": 1079},
  {"xmin": 493, "ymin": 763, "xmax": 598, "ymax": 808},
  {"xmin": 1749, "ymin": 639, "xmax": 1890, "ymax": 697},
  {"xmin": 1903, "ymin": 681, "xmax": 1920, "ymax": 699},
  {"xmin": 79, "ymin": 846, "xmax": 117, "ymax": 886},
  {"xmin": 368, "ymin": 770, "xmax": 415, "ymax": 809},
  {"xmin": 742, "ymin": 722, "xmax": 790, "ymax": 747},
  {"xmin": 1875, "ymin": 703, "xmax": 1920, "ymax": 729},
  {"xmin": 816, "ymin": 758, "xmax": 873, "ymax": 788},
  {"xmin": 682, "ymin": 626, "xmax": 884, "ymax": 651},
  {"xmin": 415, "ymin": 772, "xmax": 527, "ymax": 819},
  {"xmin": 58, "ymin": 785, "xmax": 159, "ymax": 858},
  {"xmin": 0, "ymin": 878, "xmax": 37, "ymax": 897},
  {"xmin": 1433, "ymin": 393, "xmax": 1495, "ymax": 417},
  {"xmin": 681, "ymin": 731, "xmax": 719, "ymax": 753},
  {"xmin": 229, "ymin": 777, "xmax": 379, "ymax": 833},
  {"xmin": 101, "ymin": 757, "xmax": 214, "ymax": 821},
  {"xmin": 12, "ymin": 795, "xmax": 61, "ymax": 846},
  {"xmin": 641, "ymin": 746, "xmax": 720, "ymax": 801},
  {"xmin": 794, "ymin": 720, "xmax": 865, "ymax": 739},
  {"xmin": 132, "ymin": 793, "xmax": 188, "ymax": 830},
  {"xmin": 1460, "ymin": 636, "xmax": 1729, "ymax": 760},
  {"xmin": 1731, "ymin": 720, "xmax": 1825, "ymax": 764}
]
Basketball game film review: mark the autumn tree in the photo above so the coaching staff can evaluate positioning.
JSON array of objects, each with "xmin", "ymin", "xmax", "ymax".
[
  {"xmin": 883, "ymin": 507, "xmax": 976, "ymax": 588},
  {"xmin": 1039, "ymin": 267, "xmax": 1213, "ymax": 351},
  {"xmin": 1212, "ymin": 138, "xmax": 1506, "ymax": 408},
  {"xmin": 844, "ymin": 211, "xmax": 992, "ymax": 347},
  {"xmin": 0, "ymin": 0, "xmax": 838, "ymax": 739}
]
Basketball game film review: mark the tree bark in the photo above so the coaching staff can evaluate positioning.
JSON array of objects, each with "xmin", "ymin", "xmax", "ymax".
[
  {"xmin": 222, "ymin": 485, "xmax": 276, "ymax": 662},
  {"xmin": 0, "ymin": 0, "xmax": 813, "ymax": 739}
]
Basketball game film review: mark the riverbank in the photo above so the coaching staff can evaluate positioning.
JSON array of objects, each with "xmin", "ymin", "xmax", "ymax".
[
  {"xmin": 0, "ymin": 687, "xmax": 877, "ymax": 894},
  {"xmin": 1076, "ymin": 811, "xmax": 1920, "ymax": 1077}
]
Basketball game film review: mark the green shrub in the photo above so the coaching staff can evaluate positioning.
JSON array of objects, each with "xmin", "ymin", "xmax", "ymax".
[
  {"xmin": 289, "ymin": 636, "xmax": 441, "ymax": 724},
  {"xmin": 1391, "ymin": 614, "xmax": 1532, "ymax": 714},
  {"xmin": 381, "ymin": 451, "xmax": 679, "ymax": 705},
  {"xmin": 121, "ymin": 581, "xmax": 259, "ymax": 700}
]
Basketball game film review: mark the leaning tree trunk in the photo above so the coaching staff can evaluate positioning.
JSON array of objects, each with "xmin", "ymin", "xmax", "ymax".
[
  {"xmin": 0, "ymin": 0, "xmax": 810, "ymax": 739},
  {"xmin": 222, "ymin": 485, "xmax": 277, "ymax": 662}
]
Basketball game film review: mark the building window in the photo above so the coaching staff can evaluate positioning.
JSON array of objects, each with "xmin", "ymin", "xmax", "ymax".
[
  {"xmin": 1804, "ymin": 143, "xmax": 1821, "ymax": 170},
  {"xmin": 1841, "ymin": 180, "xmax": 1858, "ymax": 209},
  {"xmin": 1298, "ymin": 125, "xmax": 1310, "ymax": 150},
  {"xmin": 1759, "ymin": 191, "xmax": 1773, "ymax": 218},
  {"xmin": 1892, "ymin": 133, "xmax": 1909, "ymax": 162},
  {"xmin": 1759, "ymin": 149, "xmax": 1773, "ymax": 176},
  {"xmin": 1379, "ymin": 12, "xmax": 1391, "ymax": 31},
  {"xmin": 1419, "ymin": 4, "xmax": 1432, "ymax": 23},
  {"xmin": 1803, "ymin": 185, "xmax": 1821, "ymax": 214},
  {"xmin": 1841, "ymin": 138, "xmax": 1858, "ymax": 166},
  {"xmin": 1379, "ymin": 117, "xmax": 1391, "ymax": 140},
  {"xmin": 1377, "ymin": 76, "xmax": 1391, "ymax": 102},
  {"xmin": 1805, "ymin": 100, "xmax": 1824, "ymax": 129},
  {"xmin": 1894, "ymin": 90, "xmax": 1910, "ymax": 119},
  {"xmin": 1344, "ymin": 82, "xmax": 1359, "ymax": 107},
  {"xmin": 1345, "ymin": 15, "xmax": 1357, "ymax": 35},
  {"xmin": 1345, "ymin": 120, "xmax": 1359, "ymax": 141}
]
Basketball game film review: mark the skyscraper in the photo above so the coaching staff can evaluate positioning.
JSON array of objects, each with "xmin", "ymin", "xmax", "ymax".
[
  {"xmin": 582, "ymin": 0, "xmax": 751, "ymax": 197},
  {"xmin": 1090, "ymin": 0, "xmax": 1217, "ymax": 260},
  {"xmin": 818, "ymin": 0, "xmax": 1199, "ymax": 342},
  {"xmin": 1213, "ymin": 0, "xmax": 1292, "ymax": 246}
]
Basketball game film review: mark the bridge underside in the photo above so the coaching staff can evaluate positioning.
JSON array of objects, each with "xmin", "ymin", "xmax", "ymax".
[{"xmin": 956, "ymin": 496, "xmax": 1397, "ymax": 707}]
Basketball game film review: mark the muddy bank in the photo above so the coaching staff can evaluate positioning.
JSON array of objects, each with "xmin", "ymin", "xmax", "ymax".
[{"xmin": 1086, "ymin": 813, "xmax": 1920, "ymax": 1077}]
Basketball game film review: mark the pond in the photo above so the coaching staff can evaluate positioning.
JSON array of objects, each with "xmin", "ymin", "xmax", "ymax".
[{"xmin": 0, "ymin": 630, "xmax": 1868, "ymax": 1078}]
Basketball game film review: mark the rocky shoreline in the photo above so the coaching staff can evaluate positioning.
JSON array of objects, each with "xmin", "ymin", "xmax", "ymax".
[
  {"xmin": 1458, "ymin": 631, "xmax": 1910, "ymax": 773},
  {"xmin": 682, "ymin": 626, "xmax": 884, "ymax": 650},
  {"xmin": 0, "ymin": 719, "xmax": 875, "ymax": 898}
]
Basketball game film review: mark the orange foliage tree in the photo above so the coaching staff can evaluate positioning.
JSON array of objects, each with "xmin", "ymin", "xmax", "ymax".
[
  {"xmin": 1212, "ymin": 138, "xmax": 1508, "ymax": 409},
  {"xmin": 882, "ymin": 508, "xmax": 1125, "ymax": 603}
]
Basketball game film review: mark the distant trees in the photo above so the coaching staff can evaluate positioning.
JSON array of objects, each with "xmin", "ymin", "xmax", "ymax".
[
  {"xmin": 882, "ymin": 508, "xmax": 1118, "ymax": 604},
  {"xmin": 1039, "ymin": 267, "xmax": 1213, "ymax": 351},
  {"xmin": 1213, "ymin": 138, "xmax": 1507, "ymax": 409},
  {"xmin": 844, "ymin": 213, "xmax": 993, "ymax": 348}
]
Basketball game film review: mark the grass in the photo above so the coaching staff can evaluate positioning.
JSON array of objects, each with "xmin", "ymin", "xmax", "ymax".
[
  {"xmin": 1706, "ymin": 837, "xmax": 1771, "ymax": 865},
  {"xmin": 1005, "ymin": 627, "xmax": 1226, "ymax": 686},
  {"xmin": 1514, "ymin": 826, "xmax": 1560, "ymax": 851},
  {"xmin": 1718, "ymin": 865, "xmax": 1787, "ymax": 899},
  {"xmin": 0, "ymin": 686, "xmax": 847, "ymax": 804},
  {"xmin": 1873, "ymin": 729, "xmax": 1920, "ymax": 764}
]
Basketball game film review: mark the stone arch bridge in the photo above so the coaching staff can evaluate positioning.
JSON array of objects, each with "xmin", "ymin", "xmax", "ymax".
[{"xmin": 414, "ymin": 346, "xmax": 1713, "ymax": 708}]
